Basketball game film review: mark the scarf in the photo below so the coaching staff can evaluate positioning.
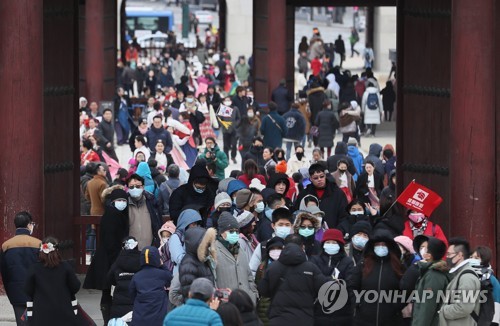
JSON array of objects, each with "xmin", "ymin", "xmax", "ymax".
[
  {"xmin": 218, "ymin": 235, "xmax": 239, "ymax": 256},
  {"xmin": 410, "ymin": 219, "xmax": 428, "ymax": 237}
]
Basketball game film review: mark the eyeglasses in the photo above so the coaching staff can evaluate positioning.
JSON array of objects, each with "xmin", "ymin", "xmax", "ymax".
[
  {"xmin": 129, "ymin": 185, "xmax": 143, "ymax": 189},
  {"xmin": 311, "ymin": 175, "xmax": 326, "ymax": 180},
  {"xmin": 300, "ymin": 225, "xmax": 314, "ymax": 230}
]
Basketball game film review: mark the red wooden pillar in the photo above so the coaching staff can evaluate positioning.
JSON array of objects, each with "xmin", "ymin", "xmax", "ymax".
[
  {"xmin": 0, "ymin": 1, "xmax": 44, "ymax": 240},
  {"xmin": 450, "ymin": 0, "xmax": 495, "ymax": 250},
  {"xmin": 85, "ymin": 0, "xmax": 104, "ymax": 102},
  {"xmin": 267, "ymin": 0, "xmax": 287, "ymax": 97}
]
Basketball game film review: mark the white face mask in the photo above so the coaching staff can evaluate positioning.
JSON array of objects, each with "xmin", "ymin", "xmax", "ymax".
[
  {"xmin": 269, "ymin": 249, "xmax": 282, "ymax": 261},
  {"xmin": 247, "ymin": 111, "xmax": 255, "ymax": 118},
  {"xmin": 224, "ymin": 101, "xmax": 232, "ymax": 106},
  {"xmin": 128, "ymin": 188, "xmax": 144, "ymax": 198},
  {"xmin": 351, "ymin": 211, "xmax": 364, "ymax": 216},
  {"xmin": 114, "ymin": 201, "xmax": 127, "ymax": 211},
  {"xmin": 419, "ymin": 247, "xmax": 427, "ymax": 258},
  {"xmin": 469, "ymin": 258, "xmax": 482, "ymax": 267}
]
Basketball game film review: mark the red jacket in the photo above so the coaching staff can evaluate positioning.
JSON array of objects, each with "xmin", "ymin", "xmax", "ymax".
[
  {"xmin": 403, "ymin": 220, "xmax": 448, "ymax": 248},
  {"xmin": 237, "ymin": 174, "xmax": 267, "ymax": 187}
]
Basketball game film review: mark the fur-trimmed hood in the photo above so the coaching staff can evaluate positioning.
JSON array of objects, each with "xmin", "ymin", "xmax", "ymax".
[
  {"xmin": 101, "ymin": 184, "xmax": 126, "ymax": 202},
  {"xmin": 197, "ymin": 227, "xmax": 217, "ymax": 263},
  {"xmin": 293, "ymin": 211, "xmax": 321, "ymax": 233},
  {"xmin": 306, "ymin": 86, "xmax": 325, "ymax": 96}
]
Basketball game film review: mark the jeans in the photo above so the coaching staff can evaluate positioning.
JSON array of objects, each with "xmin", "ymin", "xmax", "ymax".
[{"xmin": 285, "ymin": 141, "xmax": 300, "ymax": 160}]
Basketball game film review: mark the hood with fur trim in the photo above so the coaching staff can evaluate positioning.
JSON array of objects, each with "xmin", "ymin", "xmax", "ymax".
[
  {"xmin": 293, "ymin": 211, "xmax": 321, "ymax": 233},
  {"xmin": 197, "ymin": 227, "xmax": 217, "ymax": 263},
  {"xmin": 101, "ymin": 184, "xmax": 126, "ymax": 202}
]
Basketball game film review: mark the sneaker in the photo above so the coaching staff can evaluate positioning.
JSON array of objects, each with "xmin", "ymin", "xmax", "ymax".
[{"xmin": 366, "ymin": 128, "xmax": 372, "ymax": 136}]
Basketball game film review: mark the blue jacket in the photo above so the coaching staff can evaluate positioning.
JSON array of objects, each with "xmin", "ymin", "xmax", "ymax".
[
  {"xmin": 136, "ymin": 162, "xmax": 157, "ymax": 196},
  {"xmin": 347, "ymin": 145, "xmax": 364, "ymax": 181},
  {"xmin": 146, "ymin": 126, "xmax": 173, "ymax": 153},
  {"xmin": 260, "ymin": 111, "xmax": 287, "ymax": 149},
  {"xmin": 163, "ymin": 298, "xmax": 223, "ymax": 326},
  {"xmin": 129, "ymin": 247, "xmax": 172, "ymax": 326},
  {"xmin": 0, "ymin": 229, "xmax": 41, "ymax": 305},
  {"xmin": 282, "ymin": 109, "xmax": 306, "ymax": 141},
  {"xmin": 169, "ymin": 209, "xmax": 202, "ymax": 275}
]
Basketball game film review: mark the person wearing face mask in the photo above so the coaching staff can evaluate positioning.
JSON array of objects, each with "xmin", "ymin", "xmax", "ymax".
[
  {"xmin": 311, "ymin": 229, "xmax": 355, "ymax": 326},
  {"xmin": 102, "ymin": 236, "xmax": 141, "ymax": 323},
  {"xmin": 169, "ymin": 163, "xmax": 216, "ymax": 224},
  {"xmin": 250, "ymin": 207, "xmax": 293, "ymax": 276},
  {"xmin": 402, "ymin": 209, "xmax": 448, "ymax": 248},
  {"xmin": 218, "ymin": 96, "xmax": 242, "ymax": 164},
  {"xmin": 394, "ymin": 235, "xmax": 418, "ymax": 268},
  {"xmin": 255, "ymin": 236, "xmax": 285, "ymax": 325},
  {"xmin": 84, "ymin": 188, "xmax": 129, "ymax": 292},
  {"xmin": 235, "ymin": 210, "xmax": 259, "ymax": 262},
  {"xmin": 286, "ymin": 145, "xmax": 310, "ymax": 177},
  {"xmin": 332, "ymin": 159, "xmax": 356, "ymax": 204},
  {"xmin": 254, "ymin": 191, "xmax": 282, "ymax": 242},
  {"xmin": 206, "ymin": 85, "xmax": 222, "ymax": 111},
  {"xmin": 179, "ymin": 91, "xmax": 206, "ymax": 146},
  {"xmin": 258, "ymin": 234, "xmax": 329, "ymax": 326},
  {"xmin": 293, "ymin": 212, "xmax": 322, "ymax": 258},
  {"xmin": 401, "ymin": 235, "xmax": 449, "ymax": 326},
  {"xmin": 282, "ymin": 103, "xmax": 306, "ymax": 160},
  {"xmin": 157, "ymin": 221, "xmax": 176, "ymax": 270},
  {"xmin": 350, "ymin": 230, "xmax": 405, "ymax": 326},
  {"xmin": 215, "ymin": 213, "xmax": 259, "ymax": 303},
  {"xmin": 207, "ymin": 192, "xmax": 233, "ymax": 229},
  {"xmin": 305, "ymin": 205, "xmax": 326, "ymax": 242},
  {"xmin": 0, "ymin": 211, "xmax": 41, "ymax": 325},
  {"xmin": 345, "ymin": 220, "xmax": 372, "ymax": 265},
  {"xmin": 338, "ymin": 199, "xmax": 371, "ymax": 239},
  {"xmin": 126, "ymin": 174, "xmax": 162, "ymax": 251},
  {"xmin": 439, "ymin": 237, "xmax": 481, "ymax": 326},
  {"xmin": 242, "ymin": 137, "xmax": 266, "ymax": 169}
]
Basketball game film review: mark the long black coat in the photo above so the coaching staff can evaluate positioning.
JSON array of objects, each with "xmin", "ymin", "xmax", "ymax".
[
  {"xmin": 105, "ymin": 249, "xmax": 141, "ymax": 319},
  {"xmin": 315, "ymin": 109, "xmax": 339, "ymax": 148},
  {"xmin": 349, "ymin": 237, "xmax": 404, "ymax": 326},
  {"xmin": 356, "ymin": 171, "xmax": 384, "ymax": 204},
  {"xmin": 258, "ymin": 243, "xmax": 328, "ymax": 325},
  {"xmin": 243, "ymin": 145, "xmax": 265, "ymax": 169},
  {"xmin": 307, "ymin": 87, "xmax": 327, "ymax": 124},
  {"xmin": 83, "ymin": 203, "xmax": 128, "ymax": 290},
  {"xmin": 295, "ymin": 180, "xmax": 349, "ymax": 229},
  {"xmin": 311, "ymin": 250, "xmax": 356, "ymax": 326},
  {"xmin": 24, "ymin": 262, "xmax": 81, "ymax": 326},
  {"xmin": 326, "ymin": 142, "xmax": 357, "ymax": 176}
]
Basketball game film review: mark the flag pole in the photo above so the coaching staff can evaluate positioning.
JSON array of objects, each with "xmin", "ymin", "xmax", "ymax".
[{"xmin": 381, "ymin": 179, "xmax": 415, "ymax": 218}]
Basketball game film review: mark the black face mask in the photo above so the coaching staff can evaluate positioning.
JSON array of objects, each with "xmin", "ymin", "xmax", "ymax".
[
  {"xmin": 296, "ymin": 152, "xmax": 304, "ymax": 160},
  {"xmin": 219, "ymin": 207, "xmax": 231, "ymax": 213},
  {"xmin": 254, "ymin": 146, "xmax": 263, "ymax": 152},
  {"xmin": 339, "ymin": 169, "xmax": 347, "ymax": 174}
]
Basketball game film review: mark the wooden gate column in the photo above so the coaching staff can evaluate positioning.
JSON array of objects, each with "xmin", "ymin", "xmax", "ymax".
[
  {"xmin": 449, "ymin": 0, "xmax": 496, "ymax": 250},
  {"xmin": 0, "ymin": 1, "xmax": 44, "ymax": 242}
]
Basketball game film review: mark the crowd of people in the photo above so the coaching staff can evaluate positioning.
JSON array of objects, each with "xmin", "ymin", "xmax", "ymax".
[{"xmin": 1, "ymin": 27, "xmax": 498, "ymax": 326}]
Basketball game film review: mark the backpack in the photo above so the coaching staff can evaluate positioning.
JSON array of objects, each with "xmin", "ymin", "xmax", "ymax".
[
  {"xmin": 456, "ymin": 269, "xmax": 494, "ymax": 325},
  {"xmin": 366, "ymin": 93, "xmax": 379, "ymax": 110},
  {"xmin": 160, "ymin": 229, "xmax": 184, "ymax": 272}
]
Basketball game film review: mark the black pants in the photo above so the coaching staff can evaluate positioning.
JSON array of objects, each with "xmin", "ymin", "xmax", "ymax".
[
  {"xmin": 223, "ymin": 131, "xmax": 238, "ymax": 160},
  {"xmin": 13, "ymin": 304, "xmax": 29, "ymax": 325},
  {"xmin": 351, "ymin": 43, "xmax": 359, "ymax": 57},
  {"xmin": 368, "ymin": 124, "xmax": 377, "ymax": 136},
  {"xmin": 342, "ymin": 131, "xmax": 361, "ymax": 147},
  {"xmin": 384, "ymin": 110, "xmax": 393, "ymax": 121}
]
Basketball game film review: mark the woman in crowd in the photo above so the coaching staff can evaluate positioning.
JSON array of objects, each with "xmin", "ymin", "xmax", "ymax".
[
  {"xmin": 293, "ymin": 211, "xmax": 322, "ymax": 258},
  {"xmin": 25, "ymin": 237, "xmax": 81, "ymax": 326},
  {"xmin": 238, "ymin": 159, "xmax": 267, "ymax": 187},
  {"xmin": 356, "ymin": 161, "xmax": 384, "ymax": 207},
  {"xmin": 197, "ymin": 92, "xmax": 217, "ymax": 141}
]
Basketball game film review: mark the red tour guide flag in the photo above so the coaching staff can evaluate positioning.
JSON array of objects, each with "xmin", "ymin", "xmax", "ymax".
[{"xmin": 397, "ymin": 181, "xmax": 443, "ymax": 216}]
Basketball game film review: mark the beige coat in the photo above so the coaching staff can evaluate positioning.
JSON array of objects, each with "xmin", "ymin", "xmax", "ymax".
[{"xmin": 439, "ymin": 263, "xmax": 480, "ymax": 326}]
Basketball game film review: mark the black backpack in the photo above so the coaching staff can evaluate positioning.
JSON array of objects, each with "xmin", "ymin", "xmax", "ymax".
[{"xmin": 456, "ymin": 269, "xmax": 494, "ymax": 325}]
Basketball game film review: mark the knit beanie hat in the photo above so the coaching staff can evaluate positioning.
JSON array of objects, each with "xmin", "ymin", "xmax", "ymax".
[
  {"xmin": 226, "ymin": 180, "xmax": 247, "ymax": 196},
  {"xmin": 395, "ymin": 235, "xmax": 415, "ymax": 254},
  {"xmin": 214, "ymin": 192, "xmax": 232, "ymax": 210},
  {"xmin": 108, "ymin": 188, "xmax": 128, "ymax": 201},
  {"xmin": 218, "ymin": 212, "xmax": 239, "ymax": 234},
  {"xmin": 235, "ymin": 210, "xmax": 255, "ymax": 229},
  {"xmin": 158, "ymin": 221, "xmax": 176, "ymax": 239},
  {"xmin": 276, "ymin": 160, "xmax": 287, "ymax": 174},
  {"xmin": 218, "ymin": 177, "xmax": 235, "ymax": 194},
  {"xmin": 351, "ymin": 220, "xmax": 372, "ymax": 237},
  {"xmin": 235, "ymin": 189, "xmax": 254, "ymax": 209},
  {"xmin": 321, "ymin": 228, "xmax": 345, "ymax": 244}
]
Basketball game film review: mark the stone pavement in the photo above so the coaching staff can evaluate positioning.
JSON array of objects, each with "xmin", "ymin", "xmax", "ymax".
[{"xmin": 0, "ymin": 275, "xmax": 104, "ymax": 325}]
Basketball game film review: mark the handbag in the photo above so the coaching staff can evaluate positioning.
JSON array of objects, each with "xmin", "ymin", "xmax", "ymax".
[{"xmin": 310, "ymin": 125, "xmax": 319, "ymax": 138}]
